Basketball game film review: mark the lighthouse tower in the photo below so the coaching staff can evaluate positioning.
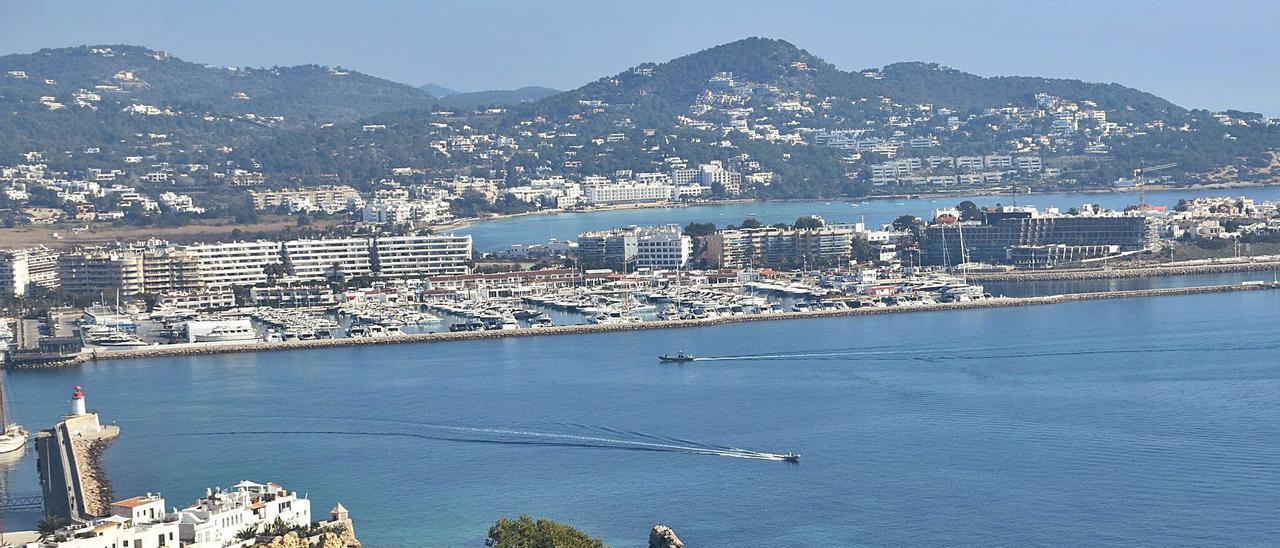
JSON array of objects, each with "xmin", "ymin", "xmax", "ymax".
[{"xmin": 71, "ymin": 385, "xmax": 86, "ymax": 416}]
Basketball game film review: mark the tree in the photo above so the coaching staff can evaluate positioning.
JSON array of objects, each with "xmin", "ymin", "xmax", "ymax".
[
  {"xmin": 891, "ymin": 215, "xmax": 921, "ymax": 231},
  {"xmin": 956, "ymin": 201, "xmax": 983, "ymax": 222},
  {"xmin": 794, "ymin": 215, "xmax": 824, "ymax": 229},
  {"xmin": 37, "ymin": 516, "xmax": 68, "ymax": 540},
  {"xmin": 680, "ymin": 221, "xmax": 721, "ymax": 236},
  {"xmin": 740, "ymin": 217, "xmax": 763, "ymax": 229},
  {"xmin": 486, "ymin": 515, "xmax": 605, "ymax": 548},
  {"xmin": 852, "ymin": 237, "xmax": 877, "ymax": 263}
]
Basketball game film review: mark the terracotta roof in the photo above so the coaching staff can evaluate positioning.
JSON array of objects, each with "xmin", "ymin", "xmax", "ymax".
[{"xmin": 113, "ymin": 496, "xmax": 154, "ymax": 508}]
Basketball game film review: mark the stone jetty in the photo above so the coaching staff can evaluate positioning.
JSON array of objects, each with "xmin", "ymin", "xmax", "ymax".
[
  {"xmin": 32, "ymin": 282, "xmax": 1270, "ymax": 367},
  {"xmin": 35, "ymin": 387, "xmax": 120, "ymax": 522},
  {"xmin": 968, "ymin": 260, "xmax": 1280, "ymax": 282}
]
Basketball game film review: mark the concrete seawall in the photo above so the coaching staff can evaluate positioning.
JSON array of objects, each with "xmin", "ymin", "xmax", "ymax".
[
  {"xmin": 36, "ymin": 417, "xmax": 120, "ymax": 521},
  {"xmin": 968, "ymin": 261, "xmax": 1280, "ymax": 282},
  {"xmin": 33, "ymin": 283, "xmax": 1272, "ymax": 366}
]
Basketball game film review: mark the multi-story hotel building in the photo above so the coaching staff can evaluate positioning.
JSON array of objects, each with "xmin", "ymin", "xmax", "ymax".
[
  {"xmin": 282, "ymin": 237, "xmax": 373, "ymax": 281},
  {"xmin": 372, "ymin": 234, "xmax": 472, "ymax": 278},
  {"xmin": 0, "ymin": 246, "xmax": 60, "ymax": 297},
  {"xmin": 184, "ymin": 241, "xmax": 283, "ymax": 288}
]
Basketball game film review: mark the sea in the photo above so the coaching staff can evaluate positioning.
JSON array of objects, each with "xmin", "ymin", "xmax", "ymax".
[
  {"xmin": 1, "ymin": 273, "xmax": 1276, "ymax": 546},
  {"xmin": 1, "ymin": 188, "xmax": 1279, "ymax": 546},
  {"xmin": 456, "ymin": 186, "xmax": 1280, "ymax": 251}
]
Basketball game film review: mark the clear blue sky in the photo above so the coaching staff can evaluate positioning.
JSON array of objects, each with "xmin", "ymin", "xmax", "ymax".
[{"xmin": 3, "ymin": 0, "xmax": 1278, "ymax": 114}]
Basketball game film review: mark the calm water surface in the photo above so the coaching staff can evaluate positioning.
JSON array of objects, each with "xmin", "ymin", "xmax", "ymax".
[
  {"xmin": 2, "ymin": 289, "xmax": 1278, "ymax": 546},
  {"xmin": 458, "ymin": 187, "xmax": 1280, "ymax": 251}
]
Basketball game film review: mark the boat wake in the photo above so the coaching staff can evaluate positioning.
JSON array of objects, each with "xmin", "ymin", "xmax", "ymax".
[
  {"xmin": 181, "ymin": 419, "xmax": 794, "ymax": 462},
  {"xmin": 686, "ymin": 340, "xmax": 1278, "ymax": 363}
]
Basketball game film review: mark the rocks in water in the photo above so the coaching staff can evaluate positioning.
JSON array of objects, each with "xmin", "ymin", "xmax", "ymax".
[{"xmin": 649, "ymin": 524, "xmax": 684, "ymax": 548}]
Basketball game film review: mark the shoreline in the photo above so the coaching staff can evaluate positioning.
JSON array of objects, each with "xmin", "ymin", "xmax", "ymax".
[
  {"xmin": 20, "ymin": 283, "xmax": 1274, "ymax": 368},
  {"xmin": 433, "ymin": 182, "xmax": 1278, "ymax": 236},
  {"xmin": 968, "ymin": 259, "xmax": 1280, "ymax": 282}
]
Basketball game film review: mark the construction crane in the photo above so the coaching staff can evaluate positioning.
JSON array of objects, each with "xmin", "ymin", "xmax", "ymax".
[{"xmin": 1133, "ymin": 162, "xmax": 1177, "ymax": 210}]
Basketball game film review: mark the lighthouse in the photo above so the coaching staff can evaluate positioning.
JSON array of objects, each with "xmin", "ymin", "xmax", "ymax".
[{"xmin": 71, "ymin": 385, "xmax": 86, "ymax": 416}]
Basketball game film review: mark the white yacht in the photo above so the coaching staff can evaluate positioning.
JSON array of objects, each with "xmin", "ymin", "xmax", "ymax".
[{"xmin": 193, "ymin": 324, "xmax": 258, "ymax": 343}]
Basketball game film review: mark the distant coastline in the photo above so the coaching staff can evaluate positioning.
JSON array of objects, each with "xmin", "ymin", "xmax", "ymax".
[{"xmin": 434, "ymin": 181, "xmax": 1279, "ymax": 235}]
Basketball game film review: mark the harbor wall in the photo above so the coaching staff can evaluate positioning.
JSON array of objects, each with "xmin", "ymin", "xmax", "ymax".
[
  {"xmin": 35, "ymin": 418, "xmax": 120, "ymax": 522},
  {"xmin": 968, "ymin": 260, "xmax": 1280, "ymax": 282},
  {"xmin": 29, "ymin": 283, "xmax": 1275, "ymax": 366}
]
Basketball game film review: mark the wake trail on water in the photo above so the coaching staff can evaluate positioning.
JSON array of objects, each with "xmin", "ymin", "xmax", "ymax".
[
  {"xmin": 688, "ymin": 341, "xmax": 1278, "ymax": 363},
  {"xmin": 175, "ymin": 416, "xmax": 789, "ymax": 461}
]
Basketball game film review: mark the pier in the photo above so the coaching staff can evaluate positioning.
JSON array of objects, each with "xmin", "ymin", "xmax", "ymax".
[
  {"xmin": 35, "ymin": 387, "xmax": 120, "ymax": 522},
  {"xmin": 11, "ymin": 282, "xmax": 1270, "ymax": 367}
]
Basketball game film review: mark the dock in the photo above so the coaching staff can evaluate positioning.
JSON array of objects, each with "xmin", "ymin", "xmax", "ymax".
[{"xmin": 15, "ymin": 282, "xmax": 1272, "ymax": 367}]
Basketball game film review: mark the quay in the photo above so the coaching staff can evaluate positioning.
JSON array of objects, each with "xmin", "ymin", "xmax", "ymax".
[
  {"xmin": 18, "ymin": 282, "xmax": 1275, "ymax": 367},
  {"xmin": 968, "ymin": 259, "xmax": 1280, "ymax": 282},
  {"xmin": 35, "ymin": 386, "xmax": 120, "ymax": 521}
]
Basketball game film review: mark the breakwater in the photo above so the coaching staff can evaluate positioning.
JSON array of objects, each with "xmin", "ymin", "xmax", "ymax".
[
  {"xmin": 35, "ymin": 414, "xmax": 120, "ymax": 521},
  {"xmin": 35, "ymin": 283, "xmax": 1270, "ymax": 367},
  {"xmin": 968, "ymin": 261, "xmax": 1280, "ymax": 282}
]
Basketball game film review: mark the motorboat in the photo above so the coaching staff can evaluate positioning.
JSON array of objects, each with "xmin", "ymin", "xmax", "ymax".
[
  {"xmin": 193, "ymin": 324, "xmax": 258, "ymax": 343},
  {"xmin": 781, "ymin": 452, "xmax": 801, "ymax": 462},
  {"xmin": 658, "ymin": 351, "xmax": 696, "ymax": 363},
  {"xmin": 92, "ymin": 332, "xmax": 149, "ymax": 347}
]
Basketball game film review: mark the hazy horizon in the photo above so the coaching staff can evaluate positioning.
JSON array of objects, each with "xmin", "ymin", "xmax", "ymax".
[{"xmin": 3, "ymin": 0, "xmax": 1279, "ymax": 114}]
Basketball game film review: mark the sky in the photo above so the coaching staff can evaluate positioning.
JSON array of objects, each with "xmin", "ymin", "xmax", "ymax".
[{"xmin": 3, "ymin": 0, "xmax": 1279, "ymax": 114}]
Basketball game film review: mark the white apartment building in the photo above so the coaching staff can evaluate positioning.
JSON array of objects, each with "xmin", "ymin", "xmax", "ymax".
[
  {"xmin": 670, "ymin": 168, "xmax": 700, "ymax": 186},
  {"xmin": 0, "ymin": 246, "xmax": 60, "ymax": 297},
  {"xmin": 282, "ymin": 237, "xmax": 373, "ymax": 280},
  {"xmin": 698, "ymin": 163, "xmax": 742, "ymax": 195},
  {"xmin": 372, "ymin": 234, "xmax": 473, "ymax": 278},
  {"xmin": 634, "ymin": 226, "xmax": 691, "ymax": 270},
  {"xmin": 583, "ymin": 181, "xmax": 674, "ymax": 205},
  {"xmin": 249, "ymin": 186, "xmax": 363, "ymax": 214},
  {"xmin": 34, "ymin": 494, "xmax": 180, "ymax": 548},
  {"xmin": 176, "ymin": 481, "xmax": 311, "ymax": 548},
  {"xmin": 674, "ymin": 183, "xmax": 711, "ymax": 199},
  {"xmin": 1014, "ymin": 156, "xmax": 1043, "ymax": 172},
  {"xmin": 184, "ymin": 241, "xmax": 283, "ymax": 288},
  {"xmin": 158, "ymin": 288, "xmax": 237, "ymax": 311},
  {"xmin": 361, "ymin": 198, "xmax": 451, "ymax": 224}
]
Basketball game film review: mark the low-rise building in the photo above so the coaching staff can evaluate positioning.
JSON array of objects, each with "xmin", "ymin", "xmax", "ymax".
[{"xmin": 249, "ymin": 185, "xmax": 363, "ymax": 214}]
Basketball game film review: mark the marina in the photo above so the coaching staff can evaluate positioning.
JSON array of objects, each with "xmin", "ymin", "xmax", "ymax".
[{"xmin": 0, "ymin": 284, "xmax": 1276, "ymax": 546}]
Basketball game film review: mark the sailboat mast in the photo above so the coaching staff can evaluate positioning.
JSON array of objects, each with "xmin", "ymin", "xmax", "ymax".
[{"xmin": 0, "ymin": 374, "xmax": 8, "ymax": 428}]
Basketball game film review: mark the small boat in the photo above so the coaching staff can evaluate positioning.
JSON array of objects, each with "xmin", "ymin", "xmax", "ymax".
[
  {"xmin": 658, "ymin": 351, "xmax": 696, "ymax": 363},
  {"xmin": 781, "ymin": 452, "xmax": 800, "ymax": 462}
]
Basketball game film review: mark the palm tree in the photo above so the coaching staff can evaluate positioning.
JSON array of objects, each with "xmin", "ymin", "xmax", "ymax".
[{"xmin": 37, "ymin": 515, "xmax": 67, "ymax": 540}]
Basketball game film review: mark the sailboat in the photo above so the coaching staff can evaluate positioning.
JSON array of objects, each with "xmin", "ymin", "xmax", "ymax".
[{"xmin": 0, "ymin": 374, "xmax": 28, "ymax": 454}]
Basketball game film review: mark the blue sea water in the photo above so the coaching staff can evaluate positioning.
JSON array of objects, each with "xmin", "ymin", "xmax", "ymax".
[
  {"xmin": 2, "ymin": 287, "xmax": 1278, "ymax": 546},
  {"xmin": 456, "ymin": 186, "xmax": 1280, "ymax": 251}
]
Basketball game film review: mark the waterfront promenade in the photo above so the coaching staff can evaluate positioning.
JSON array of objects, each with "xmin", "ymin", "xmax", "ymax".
[{"xmin": 37, "ymin": 282, "xmax": 1272, "ymax": 367}]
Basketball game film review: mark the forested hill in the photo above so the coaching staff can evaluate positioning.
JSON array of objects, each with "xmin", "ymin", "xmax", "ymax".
[
  {"xmin": 525, "ymin": 37, "xmax": 1186, "ymax": 125},
  {"xmin": 3, "ymin": 38, "xmax": 1278, "ymax": 199},
  {"xmin": 437, "ymin": 86, "xmax": 562, "ymax": 109},
  {"xmin": 0, "ymin": 45, "xmax": 434, "ymax": 125}
]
